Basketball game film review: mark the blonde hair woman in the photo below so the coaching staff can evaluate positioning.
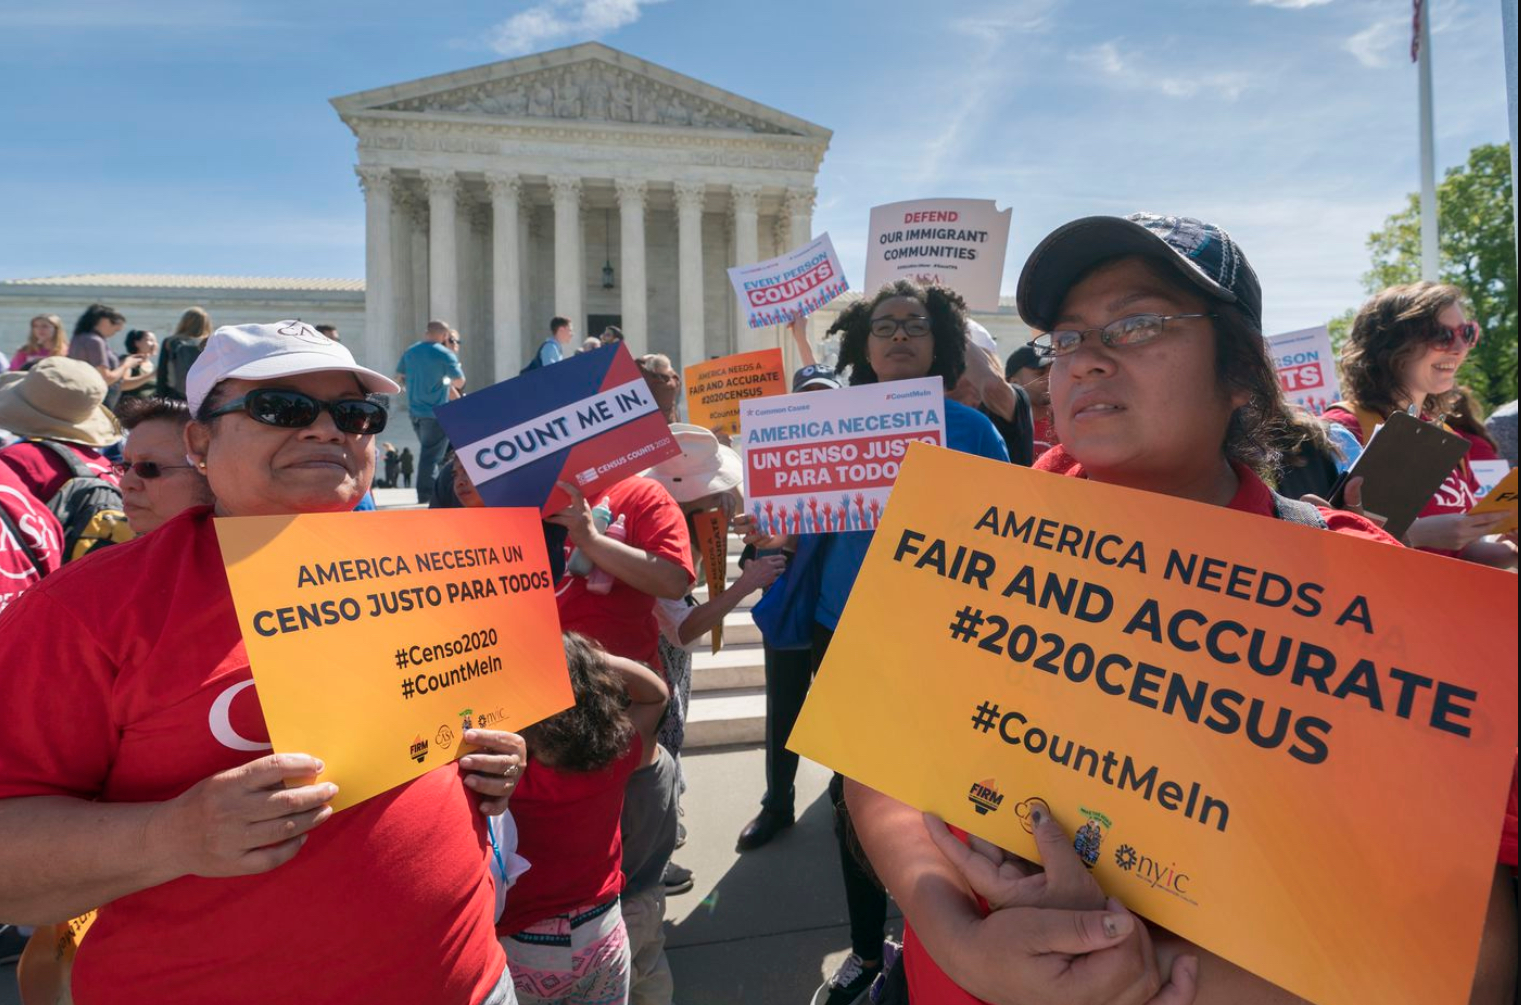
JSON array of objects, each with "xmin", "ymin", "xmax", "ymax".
[
  {"xmin": 8, "ymin": 315, "xmax": 68, "ymax": 371},
  {"xmin": 154, "ymin": 306, "xmax": 213, "ymax": 400}
]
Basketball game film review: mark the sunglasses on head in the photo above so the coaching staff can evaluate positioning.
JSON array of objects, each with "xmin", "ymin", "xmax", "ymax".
[
  {"xmin": 206, "ymin": 388, "xmax": 388, "ymax": 435},
  {"xmin": 113, "ymin": 460, "xmax": 194, "ymax": 479},
  {"xmin": 1430, "ymin": 320, "xmax": 1481, "ymax": 349}
]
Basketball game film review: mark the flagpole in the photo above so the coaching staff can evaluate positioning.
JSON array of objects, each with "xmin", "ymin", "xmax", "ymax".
[
  {"xmin": 1502, "ymin": 0, "xmax": 1518, "ymax": 267},
  {"xmin": 1417, "ymin": 0, "xmax": 1440, "ymax": 280}
]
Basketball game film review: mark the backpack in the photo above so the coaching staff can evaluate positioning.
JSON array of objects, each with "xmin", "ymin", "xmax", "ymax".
[
  {"xmin": 156, "ymin": 337, "xmax": 205, "ymax": 399},
  {"xmin": 0, "ymin": 503, "xmax": 45, "ymax": 579},
  {"xmin": 1271, "ymin": 491, "xmax": 1329, "ymax": 530},
  {"xmin": 519, "ymin": 340, "xmax": 555, "ymax": 375},
  {"xmin": 37, "ymin": 441, "xmax": 135, "ymax": 562}
]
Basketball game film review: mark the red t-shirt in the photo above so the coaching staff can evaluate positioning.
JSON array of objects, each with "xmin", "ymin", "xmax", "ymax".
[
  {"xmin": 1032, "ymin": 413, "xmax": 1057, "ymax": 461},
  {"xmin": 1458, "ymin": 430, "xmax": 1502, "ymax": 463},
  {"xmin": 1321, "ymin": 406, "xmax": 1482, "ymax": 558},
  {"xmin": 0, "ymin": 464, "xmax": 63, "ymax": 613},
  {"xmin": 0, "ymin": 439, "xmax": 120, "ymax": 502},
  {"xmin": 0, "ymin": 508, "xmax": 505, "ymax": 1005},
  {"xmin": 904, "ymin": 448, "xmax": 1500, "ymax": 1005},
  {"xmin": 555, "ymin": 477, "xmax": 694, "ymax": 670},
  {"xmin": 497, "ymin": 735, "xmax": 643, "ymax": 934}
]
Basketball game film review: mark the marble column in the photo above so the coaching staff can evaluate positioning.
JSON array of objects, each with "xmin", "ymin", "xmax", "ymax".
[
  {"xmin": 356, "ymin": 165, "xmax": 395, "ymax": 374},
  {"xmin": 390, "ymin": 189, "xmax": 415, "ymax": 360},
  {"xmin": 548, "ymin": 175, "xmax": 584, "ymax": 337},
  {"xmin": 730, "ymin": 184, "xmax": 762, "ymax": 354},
  {"xmin": 421, "ymin": 169, "xmax": 459, "ymax": 325},
  {"xmin": 674, "ymin": 180, "xmax": 707, "ymax": 371},
  {"xmin": 486, "ymin": 173, "xmax": 524, "ymax": 381},
  {"xmin": 614, "ymin": 178, "xmax": 648, "ymax": 356}
]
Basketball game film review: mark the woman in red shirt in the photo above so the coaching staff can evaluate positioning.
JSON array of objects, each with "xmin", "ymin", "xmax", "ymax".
[
  {"xmin": 848, "ymin": 214, "xmax": 1518, "ymax": 1004},
  {"xmin": 0, "ymin": 321, "xmax": 528, "ymax": 1005},
  {"xmin": 1323, "ymin": 284, "xmax": 1514, "ymax": 566},
  {"xmin": 497, "ymin": 632, "xmax": 668, "ymax": 1005}
]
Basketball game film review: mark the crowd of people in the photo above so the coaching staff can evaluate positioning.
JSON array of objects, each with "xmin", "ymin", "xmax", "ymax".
[{"xmin": 0, "ymin": 212, "xmax": 1516, "ymax": 1005}]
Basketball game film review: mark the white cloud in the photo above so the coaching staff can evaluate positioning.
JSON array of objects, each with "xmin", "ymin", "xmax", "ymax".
[
  {"xmin": 1342, "ymin": 18, "xmax": 1402, "ymax": 67},
  {"xmin": 1249, "ymin": 0, "xmax": 1333, "ymax": 8},
  {"xmin": 1071, "ymin": 41, "xmax": 1251, "ymax": 100},
  {"xmin": 486, "ymin": 0, "xmax": 664, "ymax": 56}
]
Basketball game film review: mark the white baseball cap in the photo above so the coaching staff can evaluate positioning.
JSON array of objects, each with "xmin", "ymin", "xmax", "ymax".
[
  {"xmin": 965, "ymin": 319, "xmax": 999, "ymax": 354},
  {"xmin": 187, "ymin": 320, "xmax": 400, "ymax": 415}
]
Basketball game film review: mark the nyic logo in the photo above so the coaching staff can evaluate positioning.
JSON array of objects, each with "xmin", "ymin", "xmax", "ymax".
[
  {"xmin": 968, "ymin": 778, "xmax": 1004, "ymax": 815},
  {"xmin": 409, "ymin": 735, "xmax": 429, "ymax": 764},
  {"xmin": 1113, "ymin": 843, "xmax": 1197, "ymax": 905}
]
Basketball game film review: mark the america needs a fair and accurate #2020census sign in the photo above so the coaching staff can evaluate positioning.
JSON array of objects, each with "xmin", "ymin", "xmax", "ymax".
[
  {"xmin": 739, "ymin": 377, "xmax": 944, "ymax": 536},
  {"xmin": 864, "ymin": 198, "xmax": 1012, "ymax": 311},
  {"xmin": 684, "ymin": 348, "xmax": 787, "ymax": 439},
  {"xmin": 215, "ymin": 508, "xmax": 574, "ymax": 812},
  {"xmin": 726, "ymin": 233, "xmax": 849, "ymax": 329},
  {"xmin": 435, "ymin": 342, "xmax": 681, "ymax": 515},
  {"xmin": 788, "ymin": 444, "xmax": 1517, "ymax": 1005}
]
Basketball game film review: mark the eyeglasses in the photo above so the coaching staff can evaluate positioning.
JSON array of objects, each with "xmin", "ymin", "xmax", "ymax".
[
  {"xmin": 1430, "ymin": 320, "xmax": 1481, "ymax": 349},
  {"xmin": 869, "ymin": 316, "xmax": 932, "ymax": 339},
  {"xmin": 447, "ymin": 337, "xmax": 461, "ymax": 347},
  {"xmin": 206, "ymin": 388, "xmax": 388, "ymax": 435},
  {"xmin": 1030, "ymin": 313, "xmax": 1217, "ymax": 357},
  {"xmin": 113, "ymin": 460, "xmax": 195, "ymax": 479}
]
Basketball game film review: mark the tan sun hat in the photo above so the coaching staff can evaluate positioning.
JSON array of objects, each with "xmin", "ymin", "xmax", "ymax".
[
  {"xmin": 644, "ymin": 423, "xmax": 743, "ymax": 503},
  {"xmin": 0, "ymin": 356, "xmax": 121, "ymax": 447}
]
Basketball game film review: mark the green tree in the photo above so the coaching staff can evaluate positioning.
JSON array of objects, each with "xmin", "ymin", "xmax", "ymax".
[{"xmin": 1357, "ymin": 142, "xmax": 1517, "ymax": 407}]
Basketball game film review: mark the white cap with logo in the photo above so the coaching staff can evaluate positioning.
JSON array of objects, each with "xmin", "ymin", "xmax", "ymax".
[{"xmin": 186, "ymin": 320, "xmax": 401, "ymax": 415}]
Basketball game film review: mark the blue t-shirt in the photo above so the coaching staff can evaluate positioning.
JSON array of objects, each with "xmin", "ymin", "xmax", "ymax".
[
  {"xmin": 397, "ymin": 342, "xmax": 464, "ymax": 418},
  {"xmin": 815, "ymin": 398, "xmax": 1009, "ymax": 630},
  {"xmin": 536, "ymin": 339, "xmax": 564, "ymax": 368}
]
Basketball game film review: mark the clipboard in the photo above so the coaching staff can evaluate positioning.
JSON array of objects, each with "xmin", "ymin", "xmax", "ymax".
[{"xmin": 1328, "ymin": 410, "xmax": 1470, "ymax": 539}]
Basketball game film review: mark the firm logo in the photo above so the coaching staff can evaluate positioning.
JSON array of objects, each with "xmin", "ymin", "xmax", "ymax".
[
  {"xmin": 409, "ymin": 735, "xmax": 429, "ymax": 764},
  {"xmin": 968, "ymin": 778, "xmax": 1004, "ymax": 815}
]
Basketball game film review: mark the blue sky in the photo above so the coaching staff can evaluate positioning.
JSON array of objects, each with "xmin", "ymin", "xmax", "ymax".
[{"xmin": 0, "ymin": 0, "xmax": 1512, "ymax": 335}]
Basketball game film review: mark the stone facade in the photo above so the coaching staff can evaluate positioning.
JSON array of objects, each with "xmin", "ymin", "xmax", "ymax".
[{"xmin": 333, "ymin": 42, "xmax": 832, "ymax": 383}]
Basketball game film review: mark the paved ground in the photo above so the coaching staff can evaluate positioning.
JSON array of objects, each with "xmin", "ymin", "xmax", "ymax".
[{"xmin": 1, "ymin": 747, "xmax": 902, "ymax": 1005}]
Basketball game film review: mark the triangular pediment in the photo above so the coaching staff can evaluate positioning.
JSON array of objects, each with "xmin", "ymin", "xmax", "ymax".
[{"xmin": 332, "ymin": 42, "xmax": 829, "ymax": 140}]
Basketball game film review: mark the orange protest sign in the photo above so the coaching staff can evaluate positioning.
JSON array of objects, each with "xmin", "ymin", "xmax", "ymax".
[
  {"xmin": 1468, "ymin": 467, "xmax": 1518, "ymax": 534},
  {"xmin": 684, "ymin": 348, "xmax": 786, "ymax": 437},
  {"xmin": 691, "ymin": 509, "xmax": 729, "ymax": 653},
  {"xmin": 215, "ymin": 509, "xmax": 573, "ymax": 812},
  {"xmin": 17, "ymin": 911, "xmax": 95, "ymax": 1005},
  {"xmin": 789, "ymin": 444, "xmax": 1518, "ymax": 1005}
]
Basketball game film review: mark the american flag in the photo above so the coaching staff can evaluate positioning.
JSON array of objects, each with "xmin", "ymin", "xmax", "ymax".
[{"xmin": 1410, "ymin": 0, "xmax": 1423, "ymax": 63}]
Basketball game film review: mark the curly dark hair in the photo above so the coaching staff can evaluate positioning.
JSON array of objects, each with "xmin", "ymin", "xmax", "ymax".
[
  {"xmin": 117, "ymin": 395, "xmax": 190, "ymax": 430},
  {"xmin": 1340, "ymin": 282, "xmax": 1467, "ymax": 421},
  {"xmin": 831, "ymin": 281, "xmax": 969, "ymax": 390},
  {"xmin": 522, "ymin": 633, "xmax": 633, "ymax": 773}
]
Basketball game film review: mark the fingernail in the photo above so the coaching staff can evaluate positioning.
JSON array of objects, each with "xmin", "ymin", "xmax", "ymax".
[
  {"xmin": 1030, "ymin": 805, "xmax": 1045, "ymax": 826},
  {"xmin": 1102, "ymin": 912, "xmax": 1132, "ymax": 939},
  {"xmin": 322, "ymin": 784, "xmax": 339, "ymax": 799},
  {"xmin": 314, "ymin": 759, "xmax": 325, "ymax": 773}
]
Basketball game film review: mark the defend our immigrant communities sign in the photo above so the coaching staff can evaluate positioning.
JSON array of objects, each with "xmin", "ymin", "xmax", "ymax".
[
  {"xmin": 739, "ymin": 377, "xmax": 944, "ymax": 536},
  {"xmin": 727, "ymin": 233, "xmax": 849, "ymax": 329},
  {"xmin": 864, "ymin": 198, "xmax": 1013, "ymax": 311},
  {"xmin": 435, "ymin": 342, "xmax": 681, "ymax": 516},
  {"xmin": 215, "ymin": 508, "xmax": 574, "ymax": 812},
  {"xmin": 1266, "ymin": 325, "xmax": 1340, "ymax": 416},
  {"xmin": 788, "ymin": 444, "xmax": 1517, "ymax": 1005},
  {"xmin": 684, "ymin": 348, "xmax": 787, "ymax": 438}
]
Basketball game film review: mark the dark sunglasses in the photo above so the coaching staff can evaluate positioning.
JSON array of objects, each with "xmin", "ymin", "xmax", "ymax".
[
  {"xmin": 113, "ymin": 460, "xmax": 195, "ymax": 479},
  {"xmin": 206, "ymin": 388, "xmax": 388, "ymax": 435},
  {"xmin": 1430, "ymin": 320, "xmax": 1481, "ymax": 349}
]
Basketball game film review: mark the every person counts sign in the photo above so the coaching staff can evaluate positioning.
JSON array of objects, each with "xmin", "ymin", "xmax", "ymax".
[
  {"xmin": 726, "ymin": 234, "xmax": 849, "ymax": 328},
  {"xmin": 739, "ymin": 377, "xmax": 944, "ymax": 536},
  {"xmin": 215, "ymin": 508, "xmax": 574, "ymax": 811},
  {"xmin": 789, "ymin": 444, "xmax": 1517, "ymax": 1005}
]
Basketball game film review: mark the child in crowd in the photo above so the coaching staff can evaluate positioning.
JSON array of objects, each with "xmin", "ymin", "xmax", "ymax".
[{"xmin": 498, "ymin": 633, "xmax": 669, "ymax": 1005}]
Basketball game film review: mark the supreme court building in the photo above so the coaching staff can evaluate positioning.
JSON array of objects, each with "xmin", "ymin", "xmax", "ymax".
[{"xmin": 333, "ymin": 42, "xmax": 832, "ymax": 383}]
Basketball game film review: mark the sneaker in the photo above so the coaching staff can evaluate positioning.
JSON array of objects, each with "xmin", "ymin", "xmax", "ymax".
[
  {"xmin": 822, "ymin": 953, "xmax": 881, "ymax": 1005},
  {"xmin": 662, "ymin": 861, "xmax": 695, "ymax": 896},
  {"xmin": 0, "ymin": 924, "xmax": 26, "ymax": 967}
]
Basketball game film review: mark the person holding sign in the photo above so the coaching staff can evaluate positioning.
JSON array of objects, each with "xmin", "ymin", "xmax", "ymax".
[
  {"xmin": 848, "ymin": 213, "xmax": 1518, "ymax": 1003},
  {"xmin": 747, "ymin": 280, "xmax": 1009, "ymax": 1005},
  {"xmin": 0, "ymin": 322, "xmax": 528, "ymax": 1005},
  {"xmin": 1326, "ymin": 284, "xmax": 1515, "ymax": 566}
]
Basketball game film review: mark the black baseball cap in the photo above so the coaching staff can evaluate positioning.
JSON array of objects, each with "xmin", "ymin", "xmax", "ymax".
[
  {"xmin": 1016, "ymin": 213, "xmax": 1262, "ymax": 334},
  {"xmin": 792, "ymin": 363, "xmax": 841, "ymax": 392},
  {"xmin": 1004, "ymin": 344, "xmax": 1051, "ymax": 379}
]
